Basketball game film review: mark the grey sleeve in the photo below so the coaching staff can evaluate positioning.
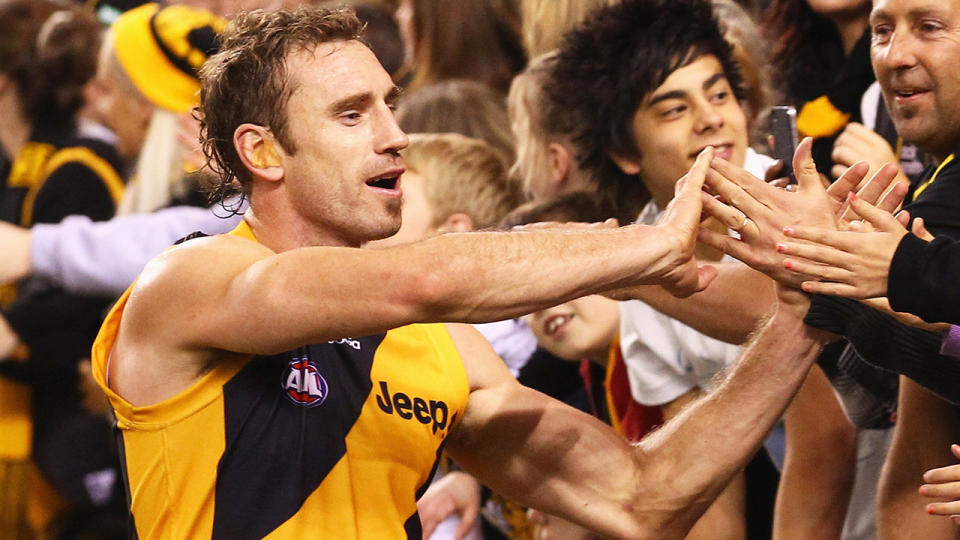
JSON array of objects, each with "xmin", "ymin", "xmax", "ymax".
[{"xmin": 31, "ymin": 205, "xmax": 243, "ymax": 296}]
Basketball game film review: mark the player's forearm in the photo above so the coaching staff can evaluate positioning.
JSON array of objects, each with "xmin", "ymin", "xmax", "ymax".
[
  {"xmin": 413, "ymin": 224, "xmax": 682, "ymax": 323},
  {"xmin": 213, "ymin": 223, "xmax": 681, "ymax": 354},
  {"xmin": 630, "ymin": 300, "xmax": 826, "ymax": 536},
  {"xmin": 623, "ymin": 264, "xmax": 775, "ymax": 344}
]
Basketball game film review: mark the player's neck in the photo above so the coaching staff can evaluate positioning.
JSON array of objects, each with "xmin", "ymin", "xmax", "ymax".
[{"xmin": 242, "ymin": 204, "xmax": 361, "ymax": 253}]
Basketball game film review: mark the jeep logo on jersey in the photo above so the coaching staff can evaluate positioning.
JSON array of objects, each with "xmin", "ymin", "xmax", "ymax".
[
  {"xmin": 375, "ymin": 381, "xmax": 454, "ymax": 435},
  {"xmin": 282, "ymin": 358, "xmax": 329, "ymax": 407}
]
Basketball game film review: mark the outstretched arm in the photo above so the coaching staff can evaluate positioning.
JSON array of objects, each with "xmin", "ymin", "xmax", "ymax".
[
  {"xmin": 445, "ymin": 289, "xmax": 829, "ymax": 540},
  {"xmin": 126, "ymin": 150, "xmax": 719, "ymax": 357}
]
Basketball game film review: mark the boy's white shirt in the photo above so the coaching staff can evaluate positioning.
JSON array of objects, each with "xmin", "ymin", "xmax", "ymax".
[{"xmin": 620, "ymin": 148, "xmax": 776, "ymax": 406}]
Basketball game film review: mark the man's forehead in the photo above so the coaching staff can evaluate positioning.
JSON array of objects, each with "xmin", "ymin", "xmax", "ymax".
[
  {"xmin": 871, "ymin": 0, "xmax": 959, "ymax": 19},
  {"xmin": 285, "ymin": 40, "xmax": 393, "ymax": 97},
  {"xmin": 285, "ymin": 41, "xmax": 380, "ymax": 80}
]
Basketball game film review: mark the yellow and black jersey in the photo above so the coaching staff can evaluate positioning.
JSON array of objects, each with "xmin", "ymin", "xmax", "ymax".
[{"xmin": 91, "ymin": 223, "xmax": 470, "ymax": 539}]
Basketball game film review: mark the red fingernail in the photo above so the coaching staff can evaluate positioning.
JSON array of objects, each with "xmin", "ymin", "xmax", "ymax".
[
  {"xmin": 850, "ymin": 192, "xmax": 858, "ymax": 201},
  {"xmin": 776, "ymin": 243, "xmax": 786, "ymax": 253},
  {"xmin": 928, "ymin": 504, "xmax": 937, "ymax": 515},
  {"xmin": 784, "ymin": 227, "xmax": 794, "ymax": 236},
  {"xmin": 784, "ymin": 260, "xmax": 794, "ymax": 269}
]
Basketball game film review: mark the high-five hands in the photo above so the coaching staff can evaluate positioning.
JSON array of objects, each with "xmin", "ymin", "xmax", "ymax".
[
  {"xmin": 696, "ymin": 138, "xmax": 908, "ymax": 289},
  {"xmin": 654, "ymin": 147, "xmax": 719, "ymax": 298}
]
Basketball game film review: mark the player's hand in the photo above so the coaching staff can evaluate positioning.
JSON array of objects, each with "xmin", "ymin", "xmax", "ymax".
[
  {"xmin": 654, "ymin": 147, "xmax": 717, "ymax": 297},
  {"xmin": 417, "ymin": 471, "xmax": 481, "ymax": 540}
]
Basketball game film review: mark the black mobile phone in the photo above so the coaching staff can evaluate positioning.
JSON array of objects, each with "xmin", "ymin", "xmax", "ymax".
[{"xmin": 770, "ymin": 105, "xmax": 799, "ymax": 183}]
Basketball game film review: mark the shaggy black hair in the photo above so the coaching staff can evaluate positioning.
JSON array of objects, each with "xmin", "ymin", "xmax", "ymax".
[{"xmin": 547, "ymin": 0, "xmax": 745, "ymax": 216}]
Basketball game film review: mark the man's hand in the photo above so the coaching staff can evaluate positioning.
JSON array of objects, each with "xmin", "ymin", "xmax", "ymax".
[
  {"xmin": 830, "ymin": 123, "xmax": 909, "ymax": 186},
  {"xmin": 653, "ymin": 147, "xmax": 718, "ymax": 297},
  {"xmin": 697, "ymin": 138, "xmax": 906, "ymax": 287},
  {"xmin": 417, "ymin": 471, "xmax": 481, "ymax": 540},
  {"xmin": 776, "ymin": 192, "xmax": 915, "ymax": 299}
]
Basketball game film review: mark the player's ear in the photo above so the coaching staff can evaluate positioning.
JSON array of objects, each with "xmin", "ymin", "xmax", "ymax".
[{"xmin": 234, "ymin": 123, "xmax": 285, "ymax": 182}]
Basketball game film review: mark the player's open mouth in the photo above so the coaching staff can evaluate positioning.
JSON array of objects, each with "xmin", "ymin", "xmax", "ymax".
[
  {"xmin": 366, "ymin": 176, "xmax": 399, "ymax": 189},
  {"xmin": 365, "ymin": 168, "xmax": 405, "ymax": 192}
]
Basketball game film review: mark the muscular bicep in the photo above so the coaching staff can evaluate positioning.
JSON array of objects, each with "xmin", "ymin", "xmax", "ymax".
[
  {"xmin": 442, "ymin": 323, "xmax": 650, "ymax": 538},
  {"xmin": 121, "ymin": 236, "xmax": 435, "ymax": 357}
]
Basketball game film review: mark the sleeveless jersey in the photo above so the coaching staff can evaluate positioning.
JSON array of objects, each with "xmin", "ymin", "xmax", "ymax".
[{"xmin": 90, "ymin": 222, "xmax": 470, "ymax": 539}]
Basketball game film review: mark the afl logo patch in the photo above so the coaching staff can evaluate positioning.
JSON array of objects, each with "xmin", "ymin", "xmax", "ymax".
[{"xmin": 281, "ymin": 358, "xmax": 329, "ymax": 407}]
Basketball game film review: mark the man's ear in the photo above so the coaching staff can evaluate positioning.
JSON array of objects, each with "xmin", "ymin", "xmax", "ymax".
[
  {"xmin": 435, "ymin": 212, "xmax": 475, "ymax": 233},
  {"xmin": 608, "ymin": 150, "xmax": 642, "ymax": 175},
  {"xmin": 234, "ymin": 123, "xmax": 284, "ymax": 182}
]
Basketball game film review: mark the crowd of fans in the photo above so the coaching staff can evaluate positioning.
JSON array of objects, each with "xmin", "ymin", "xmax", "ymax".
[{"xmin": 0, "ymin": 0, "xmax": 958, "ymax": 538}]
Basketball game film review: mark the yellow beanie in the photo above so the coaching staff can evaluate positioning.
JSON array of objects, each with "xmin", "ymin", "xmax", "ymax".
[{"xmin": 111, "ymin": 3, "xmax": 225, "ymax": 113}]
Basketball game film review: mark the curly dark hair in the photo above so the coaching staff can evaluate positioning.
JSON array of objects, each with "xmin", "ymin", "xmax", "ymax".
[
  {"xmin": 0, "ymin": 0, "xmax": 100, "ymax": 128},
  {"xmin": 198, "ymin": 7, "xmax": 365, "ymax": 200},
  {"xmin": 547, "ymin": 0, "xmax": 744, "ymax": 216}
]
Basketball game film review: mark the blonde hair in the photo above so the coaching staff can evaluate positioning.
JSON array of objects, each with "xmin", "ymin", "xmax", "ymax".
[
  {"xmin": 403, "ymin": 133, "xmax": 523, "ymax": 230},
  {"xmin": 520, "ymin": 0, "xmax": 611, "ymax": 57},
  {"xmin": 396, "ymin": 79, "xmax": 515, "ymax": 162},
  {"xmin": 507, "ymin": 52, "xmax": 568, "ymax": 195}
]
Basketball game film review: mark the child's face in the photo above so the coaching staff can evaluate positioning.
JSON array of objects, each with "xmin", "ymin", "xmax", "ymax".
[
  {"xmin": 526, "ymin": 295, "xmax": 620, "ymax": 362},
  {"xmin": 623, "ymin": 54, "xmax": 748, "ymax": 207}
]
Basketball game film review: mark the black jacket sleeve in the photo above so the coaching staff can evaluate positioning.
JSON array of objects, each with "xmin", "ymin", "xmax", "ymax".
[{"xmin": 888, "ymin": 233, "xmax": 960, "ymax": 325}]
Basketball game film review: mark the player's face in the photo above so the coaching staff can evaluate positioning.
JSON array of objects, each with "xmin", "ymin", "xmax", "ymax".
[
  {"xmin": 625, "ymin": 55, "xmax": 748, "ymax": 207},
  {"xmin": 526, "ymin": 295, "xmax": 620, "ymax": 362},
  {"xmin": 870, "ymin": 0, "xmax": 960, "ymax": 160},
  {"xmin": 279, "ymin": 41, "xmax": 409, "ymax": 247}
]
